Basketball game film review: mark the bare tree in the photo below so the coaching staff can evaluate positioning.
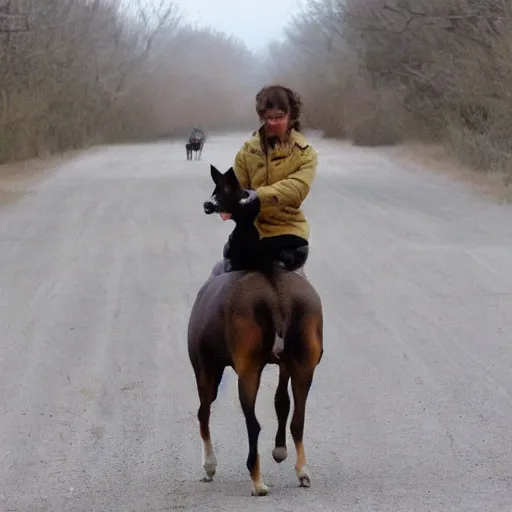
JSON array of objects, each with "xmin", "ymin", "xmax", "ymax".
[
  {"xmin": 0, "ymin": 0, "xmax": 261, "ymax": 164},
  {"xmin": 265, "ymin": 0, "xmax": 512, "ymax": 175}
]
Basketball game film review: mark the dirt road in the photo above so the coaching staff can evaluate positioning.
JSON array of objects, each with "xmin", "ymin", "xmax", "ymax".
[{"xmin": 1, "ymin": 134, "xmax": 511, "ymax": 511}]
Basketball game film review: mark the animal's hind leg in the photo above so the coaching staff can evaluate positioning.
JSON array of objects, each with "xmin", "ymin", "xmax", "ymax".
[
  {"xmin": 290, "ymin": 367, "xmax": 314, "ymax": 487},
  {"xmin": 290, "ymin": 316, "xmax": 323, "ymax": 488},
  {"xmin": 237, "ymin": 363, "xmax": 267, "ymax": 496},
  {"xmin": 272, "ymin": 364, "xmax": 290, "ymax": 463},
  {"xmin": 232, "ymin": 313, "xmax": 268, "ymax": 496},
  {"xmin": 194, "ymin": 362, "xmax": 224, "ymax": 482}
]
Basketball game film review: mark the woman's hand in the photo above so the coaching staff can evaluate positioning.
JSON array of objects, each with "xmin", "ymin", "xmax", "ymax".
[
  {"xmin": 218, "ymin": 190, "xmax": 259, "ymax": 221},
  {"xmin": 239, "ymin": 189, "xmax": 258, "ymax": 206}
]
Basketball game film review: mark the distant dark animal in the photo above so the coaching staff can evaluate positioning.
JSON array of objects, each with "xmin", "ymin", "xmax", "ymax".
[
  {"xmin": 186, "ymin": 138, "xmax": 203, "ymax": 160},
  {"xmin": 187, "ymin": 164, "xmax": 324, "ymax": 496},
  {"xmin": 186, "ymin": 128, "xmax": 205, "ymax": 160}
]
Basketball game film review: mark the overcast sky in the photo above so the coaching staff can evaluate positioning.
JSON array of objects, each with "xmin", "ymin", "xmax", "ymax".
[{"xmin": 174, "ymin": 0, "xmax": 303, "ymax": 51}]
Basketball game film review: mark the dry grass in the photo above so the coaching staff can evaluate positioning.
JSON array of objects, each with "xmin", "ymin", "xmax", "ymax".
[
  {"xmin": 265, "ymin": 0, "xmax": 512, "ymax": 191},
  {"xmin": 0, "ymin": 1, "xmax": 260, "ymax": 165},
  {"xmin": 389, "ymin": 142, "xmax": 512, "ymax": 203},
  {"xmin": 0, "ymin": 149, "xmax": 86, "ymax": 207}
]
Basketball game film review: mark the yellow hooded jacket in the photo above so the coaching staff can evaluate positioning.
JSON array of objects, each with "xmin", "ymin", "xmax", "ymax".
[{"xmin": 233, "ymin": 128, "xmax": 318, "ymax": 240}]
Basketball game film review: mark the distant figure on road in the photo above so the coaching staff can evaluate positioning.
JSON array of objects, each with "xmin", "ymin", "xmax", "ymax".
[
  {"xmin": 186, "ymin": 126, "xmax": 205, "ymax": 161},
  {"xmin": 210, "ymin": 85, "xmax": 318, "ymax": 279},
  {"xmin": 189, "ymin": 126, "xmax": 205, "ymax": 143}
]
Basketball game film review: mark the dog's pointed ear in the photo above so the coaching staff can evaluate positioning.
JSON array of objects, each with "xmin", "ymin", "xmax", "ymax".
[
  {"xmin": 210, "ymin": 164, "xmax": 222, "ymax": 185},
  {"xmin": 224, "ymin": 167, "xmax": 240, "ymax": 188}
]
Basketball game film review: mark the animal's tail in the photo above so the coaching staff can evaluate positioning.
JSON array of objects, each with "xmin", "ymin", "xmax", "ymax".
[
  {"xmin": 251, "ymin": 262, "xmax": 287, "ymax": 360},
  {"xmin": 269, "ymin": 289, "xmax": 285, "ymax": 338},
  {"xmin": 262, "ymin": 264, "xmax": 287, "ymax": 359}
]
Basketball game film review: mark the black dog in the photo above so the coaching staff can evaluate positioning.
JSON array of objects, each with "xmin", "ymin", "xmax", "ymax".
[{"xmin": 203, "ymin": 165, "xmax": 267, "ymax": 272}]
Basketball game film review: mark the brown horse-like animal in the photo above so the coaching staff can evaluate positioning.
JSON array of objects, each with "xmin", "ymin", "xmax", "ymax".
[{"xmin": 187, "ymin": 165, "xmax": 323, "ymax": 496}]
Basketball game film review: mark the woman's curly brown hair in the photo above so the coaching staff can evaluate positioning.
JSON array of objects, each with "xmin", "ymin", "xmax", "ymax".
[{"xmin": 255, "ymin": 85, "xmax": 303, "ymax": 132}]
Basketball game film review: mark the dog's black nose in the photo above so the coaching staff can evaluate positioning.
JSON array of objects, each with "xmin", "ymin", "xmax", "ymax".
[{"xmin": 203, "ymin": 200, "xmax": 218, "ymax": 214}]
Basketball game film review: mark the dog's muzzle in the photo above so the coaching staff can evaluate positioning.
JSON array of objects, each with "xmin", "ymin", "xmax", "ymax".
[{"xmin": 203, "ymin": 198, "xmax": 220, "ymax": 214}]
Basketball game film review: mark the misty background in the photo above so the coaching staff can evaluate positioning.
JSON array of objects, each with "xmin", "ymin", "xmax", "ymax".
[{"xmin": 1, "ymin": 0, "xmax": 511, "ymax": 181}]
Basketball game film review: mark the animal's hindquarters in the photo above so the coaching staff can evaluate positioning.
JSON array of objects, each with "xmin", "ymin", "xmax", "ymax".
[{"xmin": 226, "ymin": 274, "xmax": 283, "ymax": 364}]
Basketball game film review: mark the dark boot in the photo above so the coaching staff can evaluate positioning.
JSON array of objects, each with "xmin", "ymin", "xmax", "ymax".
[{"xmin": 278, "ymin": 245, "xmax": 309, "ymax": 279}]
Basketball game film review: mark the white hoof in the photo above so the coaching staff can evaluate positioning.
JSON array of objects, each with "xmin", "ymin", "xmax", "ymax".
[
  {"xmin": 203, "ymin": 454, "xmax": 217, "ymax": 480},
  {"xmin": 251, "ymin": 481, "xmax": 269, "ymax": 496},
  {"xmin": 297, "ymin": 465, "xmax": 311, "ymax": 488}
]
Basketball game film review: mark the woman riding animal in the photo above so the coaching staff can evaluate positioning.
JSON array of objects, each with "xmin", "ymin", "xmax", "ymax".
[
  {"xmin": 211, "ymin": 85, "xmax": 318, "ymax": 277},
  {"xmin": 188, "ymin": 85, "xmax": 323, "ymax": 496}
]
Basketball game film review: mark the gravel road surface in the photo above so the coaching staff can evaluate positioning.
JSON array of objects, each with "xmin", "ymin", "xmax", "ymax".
[{"xmin": 1, "ymin": 134, "xmax": 511, "ymax": 511}]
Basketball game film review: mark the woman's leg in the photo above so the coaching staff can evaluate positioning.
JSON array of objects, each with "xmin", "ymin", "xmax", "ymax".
[{"xmin": 278, "ymin": 245, "xmax": 309, "ymax": 274}]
